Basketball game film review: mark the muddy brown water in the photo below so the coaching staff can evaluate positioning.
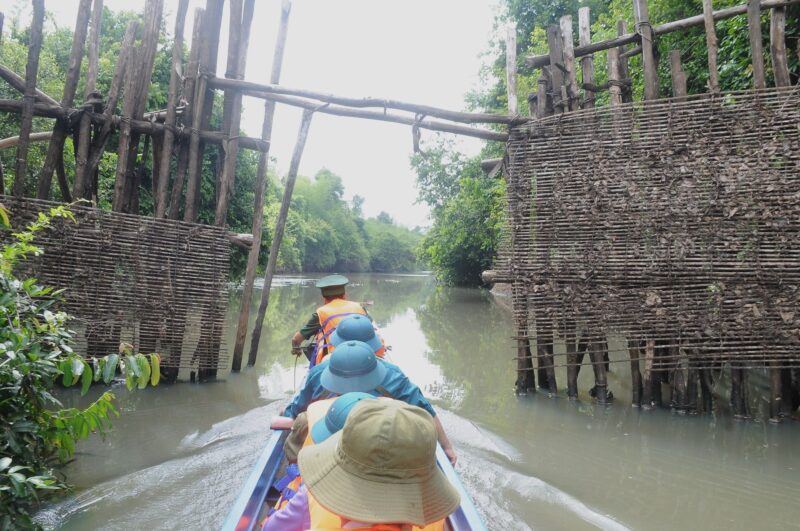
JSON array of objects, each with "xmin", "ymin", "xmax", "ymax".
[{"xmin": 39, "ymin": 273, "xmax": 800, "ymax": 530}]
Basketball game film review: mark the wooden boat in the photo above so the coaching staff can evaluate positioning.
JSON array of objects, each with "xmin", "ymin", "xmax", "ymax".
[{"xmin": 221, "ymin": 428, "xmax": 486, "ymax": 531}]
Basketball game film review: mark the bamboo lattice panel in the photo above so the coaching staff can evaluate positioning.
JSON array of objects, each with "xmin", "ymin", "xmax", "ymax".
[
  {"xmin": 1, "ymin": 197, "xmax": 230, "ymax": 371},
  {"xmin": 500, "ymin": 87, "xmax": 800, "ymax": 369}
]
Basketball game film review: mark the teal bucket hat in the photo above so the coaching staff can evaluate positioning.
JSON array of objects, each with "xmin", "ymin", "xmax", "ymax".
[
  {"xmin": 311, "ymin": 392, "xmax": 375, "ymax": 443},
  {"xmin": 329, "ymin": 315, "xmax": 382, "ymax": 354},
  {"xmin": 321, "ymin": 340, "xmax": 387, "ymax": 394}
]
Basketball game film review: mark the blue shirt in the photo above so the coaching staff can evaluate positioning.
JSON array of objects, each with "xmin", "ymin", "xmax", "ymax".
[{"xmin": 282, "ymin": 359, "xmax": 436, "ymax": 419}]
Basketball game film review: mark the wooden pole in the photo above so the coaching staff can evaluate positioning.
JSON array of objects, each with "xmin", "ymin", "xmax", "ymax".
[
  {"xmin": 233, "ymin": 0, "xmax": 292, "ymax": 371},
  {"xmin": 669, "ymin": 50, "xmax": 688, "ymax": 100},
  {"xmin": 628, "ymin": 339, "xmax": 643, "ymax": 406},
  {"xmin": 769, "ymin": 7, "xmax": 790, "ymax": 87},
  {"xmin": 642, "ymin": 338, "xmax": 655, "ymax": 408},
  {"xmin": 168, "ymin": 8, "xmax": 204, "ymax": 220},
  {"xmin": 535, "ymin": 68, "xmax": 551, "ymax": 118},
  {"xmin": 702, "ymin": 0, "xmax": 721, "ymax": 93},
  {"xmin": 747, "ymin": 0, "xmax": 766, "ymax": 89},
  {"xmin": 505, "ymin": 25, "xmax": 518, "ymax": 115},
  {"xmin": 617, "ymin": 21, "xmax": 633, "ymax": 103},
  {"xmin": 560, "ymin": 16, "xmax": 580, "ymax": 111},
  {"xmin": 74, "ymin": 0, "xmax": 103, "ymax": 200},
  {"xmin": 154, "ymin": 0, "xmax": 189, "ymax": 218},
  {"xmin": 565, "ymin": 320, "xmax": 579, "ymax": 398},
  {"xmin": 607, "ymin": 47, "xmax": 623, "ymax": 106},
  {"xmin": 247, "ymin": 110, "xmax": 314, "ymax": 367},
  {"xmin": 590, "ymin": 340, "xmax": 609, "ymax": 403},
  {"xmin": 13, "ymin": 0, "xmax": 44, "ymax": 197},
  {"xmin": 633, "ymin": 0, "xmax": 660, "ymax": 100},
  {"xmin": 36, "ymin": 0, "xmax": 92, "ymax": 201},
  {"xmin": 216, "ymin": 0, "xmax": 244, "ymax": 206},
  {"xmin": 578, "ymin": 8, "xmax": 595, "ymax": 109},
  {"xmin": 546, "ymin": 25, "xmax": 567, "ymax": 113},
  {"xmin": 215, "ymin": 0, "xmax": 255, "ymax": 226}
]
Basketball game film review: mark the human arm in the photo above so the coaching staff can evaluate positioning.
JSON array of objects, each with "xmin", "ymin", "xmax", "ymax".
[
  {"xmin": 270, "ymin": 416, "xmax": 295, "ymax": 430},
  {"xmin": 261, "ymin": 484, "xmax": 310, "ymax": 531},
  {"xmin": 292, "ymin": 313, "xmax": 320, "ymax": 355},
  {"xmin": 433, "ymin": 415, "xmax": 457, "ymax": 466},
  {"xmin": 282, "ymin": 364, "xmax": 324, "ymax": 418}
]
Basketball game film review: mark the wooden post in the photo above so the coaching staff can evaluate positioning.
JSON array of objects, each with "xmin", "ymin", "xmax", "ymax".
[
  {"xmin": 633, "ymin": 0, "xmax": 660, "ymax": 100},
  {"xmin": 565, "ymin": 319, "xmax": 579, "ymax": 398},
  {"xmin": 560, "ymin": 16, "xmax": 580, "ymax": 111},
  {"xmin": 74, "ymin": 0, "xmax": 103, "ymax": 200},
  {"xmin": 730, "ymin": 365, "xmax": 749, "ymax": 418},
  {"xmin": 578, "ymin": 8, "xmax": 595, "ymax": 109},
  {"xmin": 747, "ymin": 0, "xmax": 766, "ymax": 89},
  {"xmin": 168, "ymin": 8, "xmax": 203, "ymax": 220},
  {"xmin": 617, "ymin": 21, "xmax": 633, "ymax": 103},
  {"xmin": 185, "ymin": 0, "xmax": 224, "ymax": 223},
  {"xmin": 769, "ymin": 7, "xmax": 790, "ymax": 87},
  {"xmin": 546, "ymin": 25, "xmax": 567, "ymax": 113},
  {"xmin": 152, "ymin": 0, "xmax": 189, "ymax": 217},
  {"xmin": 669, "ymin": 50, "xmax": 687, "ymax": 100},
  {"xmin": 590, "ymin": 339, "xmax": 609, "ymax": 403},
  {"xmin": 628, "ymin": 339, "xmax": 643, "ymax": 407},
  {"xmin": 505, "ymin": 25, "xmax": 518, "ymax": 115},
  {"xmin": 642, "ymin": 338, "xmax": 655, "ymax": 408},
  {"xmin": 215, "ymin": 0, "xmax": 255, "ymax": 226},
  {"xmin": 769, "ymin": 360, "xmax": 783, "ymax": 422},
  {"xmin": 36, "ymin": 0, "xmax": 92, "ymax": 201},
  {"xmin": 607, "ymin": 47, "xmax": 623, "ymax": 106},
  {"xmin": 233, "ymin": 0, "xmax": 292, "ymax": 371},
  {"xmin": 702, "ymin": 0, "xmax": 721, "ymax": 93},
  {"xmin": 247, "ymin": 110, "xmax": 314, "ymax": 366},
  {"xmin": 13, "ymin": 0, "xmax": 44, "ymax": 197},
  {"xmin": 536, "ymin": 68, "xmax": 551, "ymax": 118}
]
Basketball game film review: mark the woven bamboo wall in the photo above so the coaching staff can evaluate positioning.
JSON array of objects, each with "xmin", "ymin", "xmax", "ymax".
[
  {"xmin": 1, "ymin": 196, "xmax": 230, "ymax": 373},
  {"xmin": 499, "ymin": 87, "xmax": 800, "ymax": 409}
]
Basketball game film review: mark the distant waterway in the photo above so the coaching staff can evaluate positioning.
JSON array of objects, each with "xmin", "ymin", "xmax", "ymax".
[{"xmin": 39, "ymin": 273, "xmax": 800, "ymax": 530}]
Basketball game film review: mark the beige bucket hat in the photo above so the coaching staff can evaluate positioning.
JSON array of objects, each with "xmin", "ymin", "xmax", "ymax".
[{"xmin": 298, "ymin": 399, "xmax": 460, "ymax": 526}]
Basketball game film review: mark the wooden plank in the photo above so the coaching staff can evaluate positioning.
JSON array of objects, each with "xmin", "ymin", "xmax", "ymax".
[
  {"xmin": 546, "ymin": 25, "xmax": 567, "ymax": 113},
  {"xmin": 560, "ymin": 16, "xmax": 580, "ymax": 111},
  {"xmin": 247, "ymin": 110, "xmax": 314, "ymax": 366},
  {"xmin": 578, "ymin": 8, "xmax": 595, "ymax": 109},
  {"xmin": 235, "ymin": 0, "xmax": 293, "ymax": 370},
  {"xmin": 506, "ymin": 25, "xmax": 518, "ymax": 114},
  {"xmin": 747, "ymin": 0, "xmax": 766, "ymax": 89},
  {"xmin": 525, "ymin": 0, "xmax": 800, "ymax": 68},
  {"xmin": 703, "ymin": 0, "xmax": 721, "ymax": 93},
  {"xmin": 154, "ymin": 0, "xmax": 189, "ymax": 218},
  {"xmin": 36, "ymin": 0, "xmax": 92, "ymax": 201},
  {"xmin": 634, "ymin": 0, "xmax": 660, "ymax": 100},
  {"xmin": 769, "ymin": 7, "xmax": 790, "ymax": 87},
  {"xmin": 669, "ymin": 50, "xmax": 688, "ymax": 100},
  {"xmin": 74, "ymin": 0, "xmax": 103, "ymax": 200},
  {"xmin": 13, "ymin": 0, "xmax": 44, "ymax": 197}
]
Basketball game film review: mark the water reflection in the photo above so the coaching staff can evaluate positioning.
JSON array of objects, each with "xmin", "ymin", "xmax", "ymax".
[{"xmin": 41, "ymin": 274, "xmax": 800, "ymax": 531}]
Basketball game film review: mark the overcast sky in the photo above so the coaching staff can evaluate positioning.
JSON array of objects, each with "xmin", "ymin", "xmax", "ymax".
[{"xmin": 14, "ymin": 0, "xmax": 501, "ymax": 227}]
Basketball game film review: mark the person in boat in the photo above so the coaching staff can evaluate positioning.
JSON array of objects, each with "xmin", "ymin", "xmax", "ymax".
[
  {"xmin": 291, "ymin": 274, "xmax": 376, "ymax": 366},
  {"xmin": 277, "ymin": 340, "xmax": 457, "ymax": 465},
  {"xmin": 263, "ymin": 392, "xmax": 377, "ymax": 530},
  {"xmin": 266, "ymin": 399, "xmax": 460, "ymax": 530}
]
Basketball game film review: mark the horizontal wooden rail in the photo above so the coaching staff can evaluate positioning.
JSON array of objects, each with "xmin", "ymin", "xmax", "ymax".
[
  {"xmin": 0, "ymin": 131, "xmax": 52, "ymax": 149},
  {"xmin": 206, "ymin": 75, "xmax": 524, "ymax": 126},
  {"xmin": 525, "ymin": 0, "xmax": 800, "ymax": 68},
  {"xmin": 0, "ymin": 99, "xmax": 269, "ymax": 152}
]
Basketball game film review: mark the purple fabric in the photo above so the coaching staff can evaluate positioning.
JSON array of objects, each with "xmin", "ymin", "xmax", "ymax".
[{"xmin": 261, "ymin": 484, "xmax": 311, "ymax": 531}]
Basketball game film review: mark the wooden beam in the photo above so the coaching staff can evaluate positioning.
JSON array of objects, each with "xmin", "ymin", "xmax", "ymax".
[
  {"xmin": 233, "ymin": 0, "xmax": 293, "ymax": 371},
  {"xmin": 205, "ymin": 76, "xmax": 523, "ymax": 125},
  {"xmin": 617, "ymin": 21, "xmax": 634, "ymax": 103},
  {"xmin": 154, "ymin": 0, "xmax": 189, "ymax": 218},
  {"xmin": 506, "ymin": 25, "xmax": 518, "ymax": 115},
  {"xmin": 524, "ymin": 0, "xmax": 800, "ymax": 68},
  {"xmin": 0, "ymin": 131, "xmax": 51, "ymax": 149},
  {"xmin": 747, "ymin": 0, "xmax": 766, "ymax": 89},
  {"xmin": 74, "ymin": 0, "xmax": 103, "ymax": 200},
  {"xmin": 248, "ymin": 110, "xmax": 314, "ymax": 367},
  {"xmin": 0, "ymin": 64, "xmax": 58, "ymax": 106},
  {"xmin": 634, "ymin": 0, "xmax": 660, "ymax": 101},
  {"xmin": 669, "ymin": 50, "xmax": 688, "ymax": 100},
  {"xmin": 13, "ymin": 0, "xmax": 44, "ymax": 197},
  {"xmin": 560, "ymin": 16, "xmax": 580, "ymax": 111},
  {"xmin": 703, "ymin": 0, "xmax": 721, "ymax": 93},
  {"xmin": 578, "ymin": 8, "xmax": 595, "ymax": 109},
  {"xmin": 546, "ymin": 25, "xmax": 567, "ymax": 113},
  {"xmin": 607, "ymin": 48, "xmax": 623, "ymax": 107},
  {"xmin": 770, "ymin": 7, "xmax": 790, "ymax": 87}
]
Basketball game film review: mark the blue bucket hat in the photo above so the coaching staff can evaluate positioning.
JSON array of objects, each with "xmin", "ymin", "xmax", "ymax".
[
  {"xmin": 311, "ymin": 392, "xmax": 375, "ymax": 443},
  {"xmin": 329, "ymin": 315, "xmax": 382, "ymax": 354},
  {"xmin": 321, "ymin": 341, "xmax": 387, "ymax": 394}
]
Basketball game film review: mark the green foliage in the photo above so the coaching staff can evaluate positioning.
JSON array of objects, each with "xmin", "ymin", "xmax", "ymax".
[{"xmin": 0, "ymin": 206, "xmax": 159, "ymax": 529}]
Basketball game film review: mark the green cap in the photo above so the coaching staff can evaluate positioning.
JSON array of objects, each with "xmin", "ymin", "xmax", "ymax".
[{"xmin": 316, "ymin": 274, "xmax": 349, "ymax": 296}]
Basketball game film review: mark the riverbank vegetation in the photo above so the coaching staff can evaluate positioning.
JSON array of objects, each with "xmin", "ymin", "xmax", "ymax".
[{"xmin": 0, "ymin": 4, "xmax": 422, "ymax": 278}]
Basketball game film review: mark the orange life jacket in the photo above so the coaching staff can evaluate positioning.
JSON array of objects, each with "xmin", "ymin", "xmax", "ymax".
[
  {"xmin": 307, "ymin": 493, "xmax": 445, "ymax": 531},
  {"xmin": 312, "ymin": 299, "xmax": 369, "ymax": 365}
]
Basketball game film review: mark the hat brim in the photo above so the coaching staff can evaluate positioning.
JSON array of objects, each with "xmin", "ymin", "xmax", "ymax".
[
  {"xmin": 320, "ymin": 359, "xmax": 387, "ymax": 394},
  {"xmin": 329, "ymin": 329, "xmax": 382, "ymax": 353},
  {"xmin": 299, "ymin": 433, "xmax": 461, "ymax": 526}
]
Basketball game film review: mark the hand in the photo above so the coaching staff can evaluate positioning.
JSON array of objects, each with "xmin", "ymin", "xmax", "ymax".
[
  {"xmin": 291, "ymin": 346, "xmax": 302, "ymax": 356},
  {"xmin": 444, "ymin": 446, "xmax": 457, "ymax": 466}
]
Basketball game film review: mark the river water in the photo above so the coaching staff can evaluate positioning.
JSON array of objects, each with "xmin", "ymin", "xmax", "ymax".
[{"xmin": 39, "ymin": 273, "xmax": 800, "ymax": 530}]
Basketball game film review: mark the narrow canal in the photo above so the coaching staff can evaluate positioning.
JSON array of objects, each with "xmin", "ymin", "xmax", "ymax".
[{"xmin": 41, "ymin": 273, "xmax": 800, "ymax": 530}]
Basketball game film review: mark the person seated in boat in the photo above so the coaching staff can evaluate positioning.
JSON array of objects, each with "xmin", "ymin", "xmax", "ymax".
[
  {"xmin": 263, "ymin": 393, "xmax": 377, "ymax": 529},
  {"xmin": 264, "ymin": 399, "xmax": 460, "ymax": 531},
  {"xmin": 291, "ymin": 274, "xmax": 375, "ymax": 366},
  {"xmin": 275, "ymin": 340, "xmax": 457, "ymax": 465}
]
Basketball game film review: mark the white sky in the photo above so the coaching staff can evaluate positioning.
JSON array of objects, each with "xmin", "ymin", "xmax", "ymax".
[{"xmin": 12, "ymin": 0, "xmax": 502, "ymax": 228}]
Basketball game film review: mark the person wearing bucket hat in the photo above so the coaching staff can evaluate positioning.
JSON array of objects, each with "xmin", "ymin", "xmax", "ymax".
[
  {"xmin": 300, "ymin": 399, "xmax": 460, "ymax": 528},
  {"xmin": 291, "ymin": 274, "xmax": 371, "ymax": 364},
  {"xmin": 279, "ymin": 341, "xmax": 458, "ymax": 466},
  {"xmin": 327, "ymin": 314, "xmax": 385, "ymax": 360}
]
